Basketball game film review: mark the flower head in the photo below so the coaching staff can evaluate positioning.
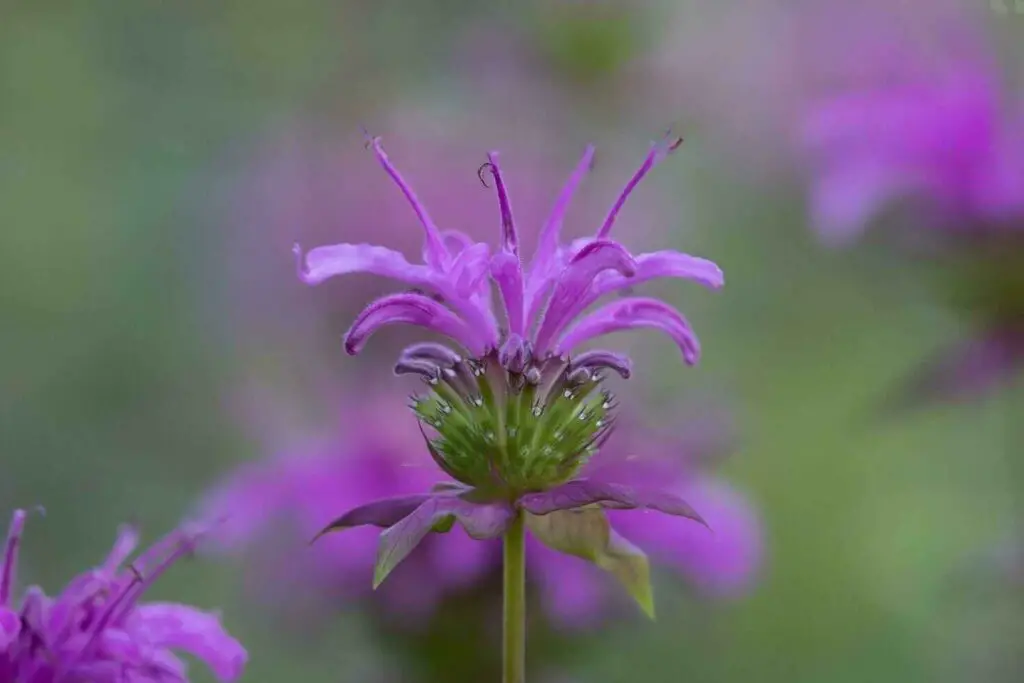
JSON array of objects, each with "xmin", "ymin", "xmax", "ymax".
[
  {"xmin": 0, "ymin": 510, "xmax": 246, "ymax": 683},
  {"xmin": 297, "ymin": 134, "xmax": 724, "ymax": 616}
]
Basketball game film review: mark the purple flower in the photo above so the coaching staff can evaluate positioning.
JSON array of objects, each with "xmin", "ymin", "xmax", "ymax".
[
  {"xmin": 0, "ymin": 510, "xmax": 246, "ymax": 683},
  {"xmin": 294, "ymin": 133, "xmax": 725, "ymax": 616},
  {"xmin": 527, "ymin": 418, "xmax": 762, "ymax": 625},
  {"xmin": 797, "ymin": 6, "xmax": 1024, "ymax": 402},
  {"xmin": 201, "ymin": 394, "xmax": 496, "ymax": 620},
  {"xmin": 801, "ymin": 29, "xmax": 1024, "ymax": 244}
]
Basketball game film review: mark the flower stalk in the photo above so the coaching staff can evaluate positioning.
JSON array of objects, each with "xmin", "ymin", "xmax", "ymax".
[{"xmin": 503, "ymin": 510, "xmax": 527, "ymax": 683}]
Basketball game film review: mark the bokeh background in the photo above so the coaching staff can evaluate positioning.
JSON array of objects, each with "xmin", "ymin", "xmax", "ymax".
[{"xmin": 2, "ymin": 1, "xmax": 1022, "ymax": 682}]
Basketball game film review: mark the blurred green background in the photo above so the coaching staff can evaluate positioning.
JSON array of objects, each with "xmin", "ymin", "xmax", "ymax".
[{"xmin": 2, "ymin": 2, "xmax": 1021, "ymax": 682}]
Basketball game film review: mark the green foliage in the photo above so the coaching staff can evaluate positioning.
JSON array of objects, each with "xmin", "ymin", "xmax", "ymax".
[{"xmin": 527, "ymin": 507, "xmax": 655, "ymax": 619}]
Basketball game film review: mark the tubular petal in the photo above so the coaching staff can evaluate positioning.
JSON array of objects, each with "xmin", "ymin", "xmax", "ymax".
[
  {"xmin": 533, "ymin": 240, "xmax": 638, "ymax": 354},
  {"xmin": 1, "ymin": 510, "xmax": 25, "ymax": 605},
  {"xmin": 132, "ymin": 603, "xmax": 248, "ymax": 681},
  {"xmin": 555, "ymin": 297, "xmax": 701, "ymax": 364},
  {"xmin": 368, "ymin": 136, "xmax": 450, "ymax": 270},
  {"xmin": 344, "ymin": 293, "xmax": 484, "ymax": 356},
  {"xmin": 531, "ymin": 145, "xmax": 596, "ymax": 281},
  {"xmin": 596, "ymin": 136, "xmax": 682, "ymax": 240},
  {"xmin": 296, "ymin": 242, "xmax": 434, "ymax": 287},
  {"xmin": 492, "ymin": 250, "xmax": 526, "ymax": 336},
  {"xmin": 485, "ymin": 151, "xmax": 519, "ymax": 256}
]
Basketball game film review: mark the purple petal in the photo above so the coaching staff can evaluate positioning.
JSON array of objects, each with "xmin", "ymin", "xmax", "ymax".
[
  {"xmin": 518, "ymin": 479, "xmax": 706, "ymax": 526},
  {"xmin": 595, "ymin": 135, "xmax": 682, "ymax": 240},
  {"xmin": 589, "ymin": 250, "xmax": 724, "ymax": 300},
  {"xmin": 447, "ymin": 241, "xmax": 492, "ymax": 298},
  {"xmin": 0, "ymin": 607, "xmax": 19, "ymax": 648},
  {"xmin": 567, "ymin": 349, "xmax": 633, "ymax": 380},
  {"xmin": 311, "ymin": 494, "xmax": 434, "ymax": 542},
  {"xmin": 344, "ymin": 292, "xmax": 483, "ymax": 356},
  {"xmin": 102, "ymin": 523, "xmax": 141, "ymax": 575},
  {"xmin": 530, "ymin": 145, "xmax": 595, "ymax": 283},
  {"xmin": 1, "ymin": 509, "xmax": 25, "ymax": 605},
  {"xmin": 441, "ymin": 229, "xmax": 475, "ymax": 253},
  {"xmin": 367, "ymin": 136, "xmax": 449, "ymax": 270},
  {"xmin": 527, "ymin": 540, "xmax": 608, "ymax": 625},
  {"xmin": 295, "ymin": 242, "xmax": 433, "ymax": 287},
  {"xmin": 611, "ymin": 476, "xmax": 762, "ymax": 597},
  {"xmin": 131, "ymin": 603, "xmax": 248, "ymax": 681},
  {"xmin": 810, "ymin": 159, "xmax": 911, "ymax": 245},
  {"xmin": 555, "ymin": 297, "xmax": 701, "ymax": 364},
  {"xmin": 492, "ymin": 250, "xmax": 526, "ymax": 337},
  {"xmin": 533, "ymin": 240, "xmax": 638, "ymax": 355},
  {"xmin": 484, "ymin": 151, "xmax": 519, "ymax": 257},
  {"xmin": 374, "ymin": 494, "xmax": 514, "ymax": 587}
]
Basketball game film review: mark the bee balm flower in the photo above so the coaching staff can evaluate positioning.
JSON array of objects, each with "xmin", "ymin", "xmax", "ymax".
[
  {"xmin": 0, "ymin": 510, "xmax": 246, "ymax": 683},
  {"xmin": 296, "ymin": 134, "xmax": 724, "ymax": 615}
]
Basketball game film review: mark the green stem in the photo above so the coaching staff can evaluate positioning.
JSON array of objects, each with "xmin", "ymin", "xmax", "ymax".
[{"xmin": 503, "ymin": 510, "xmax": 526, "ymax": 683}]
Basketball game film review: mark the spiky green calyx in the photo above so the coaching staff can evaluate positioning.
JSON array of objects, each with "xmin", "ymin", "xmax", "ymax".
[{"xmin": 410, "ymin": 351, "xmax": 617, "ymax": 495}]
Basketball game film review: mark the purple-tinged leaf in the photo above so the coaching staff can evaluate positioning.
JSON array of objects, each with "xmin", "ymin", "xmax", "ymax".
[
  {"xmin": 310, "ymin": 495, "xmax": 433, "ymax": 543},
  {"xmin": 518, "ymin": 479, "xmax": 707, "ymax": 527},
  {"xmin": 373, "ymin": 495, "xmax": 514, "ymax": 588},
  {"xmin": 525, "ymin": 507, "xmax": 656, "ymax": 618}
]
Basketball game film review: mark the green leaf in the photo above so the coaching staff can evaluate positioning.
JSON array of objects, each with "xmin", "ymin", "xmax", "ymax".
[{"xmin": 526, "ymin": 507, "xmax": 655, "ymax": 618}]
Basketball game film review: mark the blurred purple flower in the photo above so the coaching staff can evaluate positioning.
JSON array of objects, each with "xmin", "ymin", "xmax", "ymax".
[
  {"xmin": 201, "ymin": 395, "xmax": 496, "ymax": 621},
  {"xmin": 803, "ymin": 60, "xmax": 1024, "ymax": 245},
  {"xmin": 0, "ymin": 510, "xmax": 246, "ymax": 683},
  {"xmin": 528, "ymin": 421, "xmax": 762, "ymax": 625},
  {"xmin": 796, "ymin": 3, "xmax": 1024, "ymax": 403}
]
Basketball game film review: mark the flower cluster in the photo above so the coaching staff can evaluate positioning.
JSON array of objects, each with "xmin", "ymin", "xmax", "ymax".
[
  {"xmin": 0, "ymin": 510, "xmax": 246, "ymax": 683},
  {"xmin": 294, "ymin": 133, "xmax": 724, "ymax": 613}
]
